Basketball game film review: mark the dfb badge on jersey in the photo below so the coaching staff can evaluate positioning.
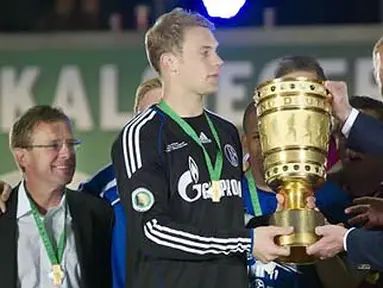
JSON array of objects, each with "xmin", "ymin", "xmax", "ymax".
[
  {"xmin": 224, "ymin": 144, "xmax": 239, "ymax": 167},
  {"xmin": 132, "ymin": 188, "xmax": 155, "ymax": 212}
]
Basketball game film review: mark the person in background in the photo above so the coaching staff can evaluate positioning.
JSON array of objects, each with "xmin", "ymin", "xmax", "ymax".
[
  {"xmin": 0, "ymin": 105, "xmax": 113, "ymax": 287},
  {"xmin": 112, "ymin": 8, "xmax": 293, "ymax": 288},
  {"xmin": 0, "ymin": 77, "xmax": 163, "ymax": 288},
  {"xmin": 306, "ymin": 80, "xmax": 383, "ymax": 272},
  {"xmin": 242, "ymin": 55, "xmax": 361, "ymax": 288},
  {"xmin": 79, "ymin": 76, "xmax": 162, "ymax": 288}
]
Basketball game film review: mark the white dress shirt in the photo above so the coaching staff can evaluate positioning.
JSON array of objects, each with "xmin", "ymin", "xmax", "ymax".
[
  {"xmin": 340, "ymin": 108, "xmax": 360, "ymax": 251},
  {"xmin": 17, "ymin": 183, "xmax": 81, "ymax": 288},
  {"xmin": 341, "ymin": 108, "xmax": 360, "ymax": 138}
]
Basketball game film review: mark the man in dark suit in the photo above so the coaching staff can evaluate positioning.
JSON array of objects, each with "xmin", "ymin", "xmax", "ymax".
[
  {"xmin": 328, "ymin": 80, "xmax": 383, "ymax": 156},
  {"xmin": 0, "ymin": 77, "xmax": 163, "ymax": 288},
  {"xmin": 329, "ymin": 96, "xmax": 383, "ymax": 200},
  {"xmin": 343, "ymin": 110, "xmax": 383, "ymax": 156},
  {"xmin": 307, "ymin": 81, "xmax": 383, "ymax": 272},
  {"xmin": 0, "ymin": 105, "xmax": 113, "ymax": 288}
]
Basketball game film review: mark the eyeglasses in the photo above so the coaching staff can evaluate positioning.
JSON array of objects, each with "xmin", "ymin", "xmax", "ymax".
[{"xmin": 20, "ymin": 139, "xmax": 82, "ymax": 152}]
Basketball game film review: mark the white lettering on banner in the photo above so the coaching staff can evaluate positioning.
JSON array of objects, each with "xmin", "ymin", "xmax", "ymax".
[
  {"xmin": 0, "ymin": 67, "xmax": 38, "ymax": 132},
  {"xmin": 355, "ymin": 58, "xmax": 381, "ymax": 101},
  {"xmin": 216, "ymin": 62, "xmax": 253, "ymax": 126},
  {"xmin": 0, "ymin": 58, "xmax": 380, "ymax": 134},
  {"xmin": 100, "ymin": 65, "xmax": 133, "ymax": 130},
  {"xmin": 52, "ymin": 66, "xmax": 94, "ymax": 131}
]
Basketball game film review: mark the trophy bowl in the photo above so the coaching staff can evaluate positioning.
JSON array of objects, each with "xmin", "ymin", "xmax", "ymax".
[{"xmin": 254, "ymin": 77, "xmax": 331, "ymax": 264}]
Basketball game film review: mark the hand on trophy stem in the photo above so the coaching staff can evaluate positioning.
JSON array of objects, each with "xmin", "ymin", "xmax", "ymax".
[
  {"xmin": 324, "ymin": 81, "xmax": 353, "ymax": 123},
  {"xmin": 252, "ymin": 226, "xmax": 294, "ymax": 264},
  {"xmin": 306, "ymin": 224, "xmax": 347, "ymax": 259}
]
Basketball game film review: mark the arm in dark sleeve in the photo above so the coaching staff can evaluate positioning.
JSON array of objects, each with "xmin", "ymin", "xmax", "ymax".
[
  {"xmin": 315, "ymin": 180, "xmax": 352, "ymax": 225},
  {"xmin": 78, "ymin": 164, "xmax": 115, "ymax": 197},
  {"xmin": 348, "ymin": 113, "xmax": 383, "ymax": 156},
  {"xmin": 346, "ymin": 228, "xmax": 383, "ymax": 271},
  {"xmin": 112, "ymin": 111, "xmax": 252, "ymax": 261}
]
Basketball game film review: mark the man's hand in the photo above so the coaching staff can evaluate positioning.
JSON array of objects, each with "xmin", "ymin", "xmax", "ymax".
[
  {"xmin": 346, "ymin": 197, "xmax": 383, "ymax": 229},
  {"xmin": 325, "ymin": 81, "xmax": 352, "ymax": 123},
  {"xmin": 252, "ymin": 226, "xmax": 293, "ymax": 263},
  {"xmin": 306, "ymin": 225, "xmax": 347, "ymax": 259},
  {"xmin": 242, "ymin": 155, "xmax": 250, "ymax": 173},
  {"xmin": 0, "ymin": 180, "xmax": 11, "ymax": 213}
]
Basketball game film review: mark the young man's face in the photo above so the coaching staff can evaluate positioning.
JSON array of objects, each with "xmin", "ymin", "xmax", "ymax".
[
  {"xmin": 243, "ymin": 108, "xmax": 265, "ymax": 179},
  {"xmin": 176, "ymin": 26, "xmax": 223, "ymax": 96}
]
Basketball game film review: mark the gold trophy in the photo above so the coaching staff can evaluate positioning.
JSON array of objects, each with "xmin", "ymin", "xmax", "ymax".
[{"xmin": 253, "ymin": 77, "xmax": 331, "ymax": 264}]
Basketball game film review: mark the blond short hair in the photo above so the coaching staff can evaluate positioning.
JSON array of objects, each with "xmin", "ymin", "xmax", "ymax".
[
  {"xmin": 373, "ymin": 36, "xmax": 383, "ymax": 58},
  {"xmin": 145, "ymin": 7, "xmax": 214, "ymax": 74},
  {"xmin": 133, "ymin": 77, "xmax": 162, "ymax": 114}
]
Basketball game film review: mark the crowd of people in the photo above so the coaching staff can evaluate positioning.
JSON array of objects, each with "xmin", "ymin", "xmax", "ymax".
[
  {"xmin": 0, "ymin": 0, "xmax": 167, "ymax": 32},
  {"xmin": 1, "ymin": 7, "xmax": 383, "ymax": 288}
]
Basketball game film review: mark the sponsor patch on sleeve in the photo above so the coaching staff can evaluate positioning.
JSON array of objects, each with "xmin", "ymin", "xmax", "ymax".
[{"xmin": 132, "ymin": 188, "xmax": 155, "ymax": 212}]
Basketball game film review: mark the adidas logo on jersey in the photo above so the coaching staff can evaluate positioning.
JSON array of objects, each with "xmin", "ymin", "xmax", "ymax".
[{"xmin": 199, "ymin": 132, "xmax": 212, "ymax": 144}]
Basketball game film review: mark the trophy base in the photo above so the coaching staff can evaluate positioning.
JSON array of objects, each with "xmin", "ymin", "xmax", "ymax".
[{"xmin": 270, "ymin": 209, "xmax": 325, "ymax": 264}]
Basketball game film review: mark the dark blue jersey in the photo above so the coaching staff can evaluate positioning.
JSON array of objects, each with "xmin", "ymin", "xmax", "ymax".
[
  {"xmin": 112, "ymin": 107, "xmax": 251, "ymax": 288},
  {"xmin": 79, "ymin": 164, "xmax": 126, "ymax": 288}
]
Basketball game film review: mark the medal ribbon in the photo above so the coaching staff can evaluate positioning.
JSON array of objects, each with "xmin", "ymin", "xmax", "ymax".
[
  {"xmin": 245, "ymin": 170, "xmax": 262, "ymax": 216},
  {"xmin": 28, "ymin": 191, "xmax": 67, "ymax": 267},
  {"xmin": 158, "ymin": 100, "xmax": 223, "ymax": 182}
]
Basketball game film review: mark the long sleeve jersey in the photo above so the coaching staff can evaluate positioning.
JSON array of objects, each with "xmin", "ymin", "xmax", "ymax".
[{"xmin": 112, "ymin": 106, "xmax": 252, "ymax": 288}]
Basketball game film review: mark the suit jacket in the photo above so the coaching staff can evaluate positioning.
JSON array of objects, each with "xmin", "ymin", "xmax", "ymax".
[
  {"xmin": 0, "ymin": 185, "xmax": 114, "ymax": 288},
  {"xmin": 346, "ymin": 228, "xmax": 383, "ymax": 272},
  {"xmin": 344, "ymin": 112, "xmax": 383, "ymax": 275},
  {"xmin": 348, "ymin": 113, "xmax": 383, "ymax": 156}
]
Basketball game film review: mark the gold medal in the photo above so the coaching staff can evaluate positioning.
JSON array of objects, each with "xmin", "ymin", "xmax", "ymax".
[
  {"xmin": 366, "ymin": 272, "xmax": 380, "ymax": 284},
  {"xmin": 50, "ymin": 264, "xmax": 64, "ymax": 286},
  {"xmin": 211, "ymin": 180, "xmax": 221, "ymax": 202}
]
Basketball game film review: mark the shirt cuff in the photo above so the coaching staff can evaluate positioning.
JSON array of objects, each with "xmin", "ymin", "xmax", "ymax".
[
  {"xmin": 341, "ymin": 108, "xmax": 359, "ymax": 138},
  {"xmin": 343, "ymin": 227, "xmax": 356, "ymax": 252}
]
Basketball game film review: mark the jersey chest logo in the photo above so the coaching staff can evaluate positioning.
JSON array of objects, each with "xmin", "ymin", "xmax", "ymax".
[
  {"xmin": 177, "ymin": 156, "xmax": 242, "ymax": 203},
  {"xmin": 188, "ymin": 156, "xmax": 199, "ymax": 183}
]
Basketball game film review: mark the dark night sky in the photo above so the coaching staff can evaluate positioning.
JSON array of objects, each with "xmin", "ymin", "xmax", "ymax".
[{"xmin": 176, "ymin": 0, "xmax": 381, "ymax": 28}]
